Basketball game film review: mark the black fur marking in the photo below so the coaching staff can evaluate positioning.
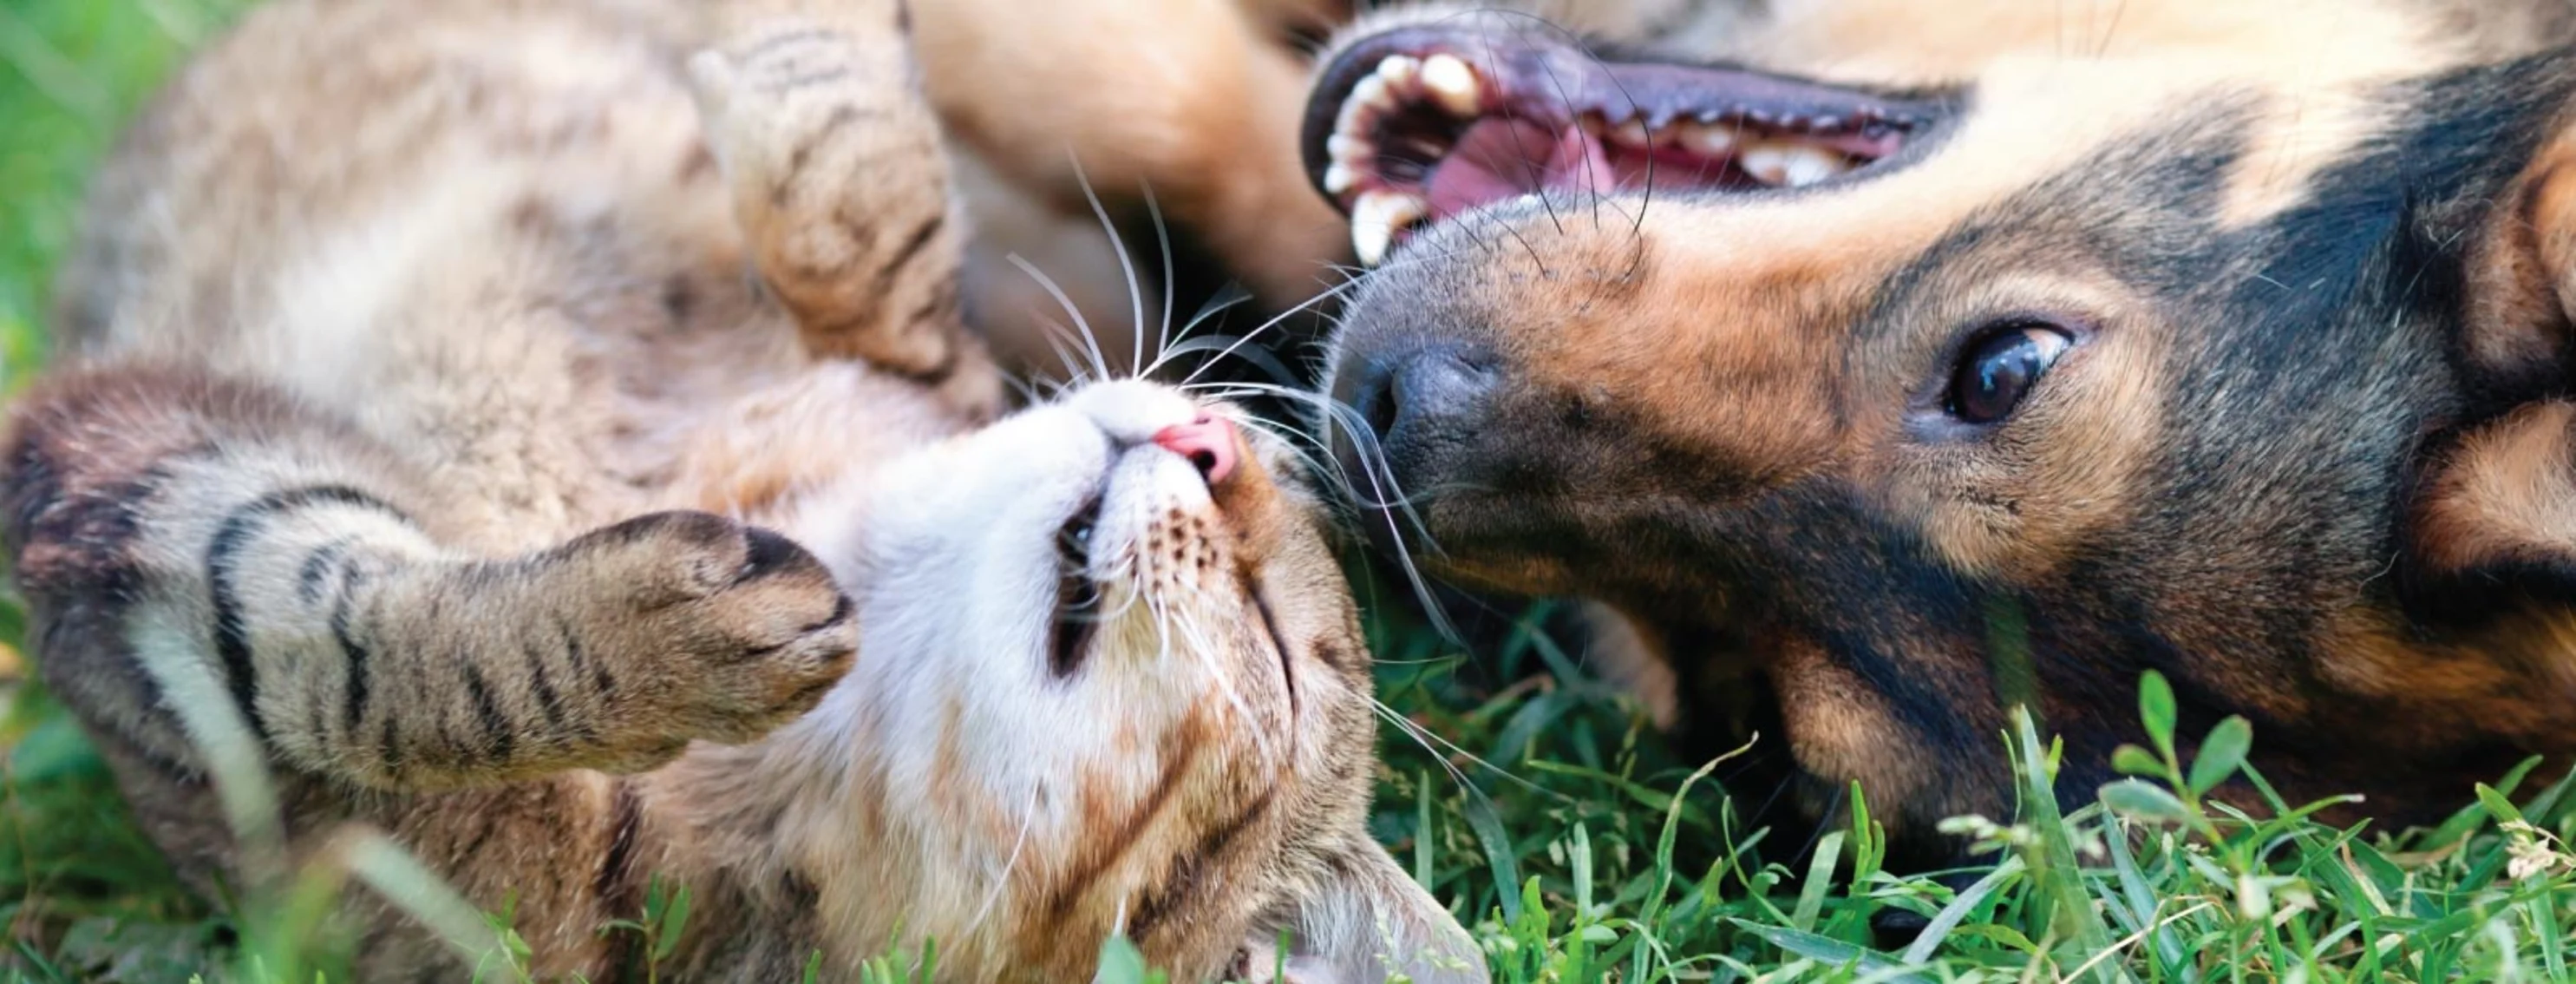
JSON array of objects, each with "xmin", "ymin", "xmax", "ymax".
[
  {"xmin": 660, "ymin": 276, "xmax": 696, "ymax": 324},
  {"xmin": 595, "ymin": 778, "xmax": 643, "ymax": 901},
  {"xmin": 741, "ymin": 27, "xmax": 832, "ymax": 60},
  {"xmin": 379, "ymin": 713, "xmax": 403, "ymax": 782},
  {"xmin": 775, "ymin": 106, "xmax": 866, "ymax": 209},
  {"xmin": 901, "ymin": 280, "xmax": 961, "ymax": 335},
  {"xmin": 1128, "ymin": 784, "xmax": 1278, "ymax": 941},
  {"xmin": 332, "ymin": 560, "xmax": 374, "ymax": 735},
  {"xmin": 805, "ymin": 592, "xmax": 854, "ymax": 634},
  {"xmin": 524, "ymin": 640, "xmax": 572, "ymax": 741},
  {"xmin": 736, "ymin": 526, "xmax": 812, "ymax": 583},
  {"xmin": 207, "ymin": 486, "xmax": 409, "ymax": 739},
  {"xmin": 870, "ymin": 213, "xmax": 945, "ymax": 302},
  {"xmin": 559, "ymin": 615, "xmax": 615, "ymax": 697},
  {"xmin": 462, "ymin": 662, "xmax": 512, "ymax": 764},
  {"xmin": 297, "ymin": 536, "xmax": 356, "ymax": 604},
  {"xmin": 1248, "ymin": 585, "xmax": 1298, "ymax": 716}
]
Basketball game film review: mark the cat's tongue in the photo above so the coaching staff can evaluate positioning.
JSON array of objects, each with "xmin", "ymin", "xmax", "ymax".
[{"xmin": 1424, "ymin": 116, "xmax": 1614, "ymax": 220}]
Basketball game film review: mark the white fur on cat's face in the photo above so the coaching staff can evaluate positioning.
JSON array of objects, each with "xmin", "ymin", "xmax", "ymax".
[{"xmin": 786, "ymin": 378, "xmax": 1369, "ymax": 972}]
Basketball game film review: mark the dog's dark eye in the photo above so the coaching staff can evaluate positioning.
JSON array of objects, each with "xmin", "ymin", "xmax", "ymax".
[{"xmin": 1945, "ymin": 324, "xmax": 2072, "ymax": 423}]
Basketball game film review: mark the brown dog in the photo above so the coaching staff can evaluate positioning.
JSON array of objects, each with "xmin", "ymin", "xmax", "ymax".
[{"xmin": 1300, "ymin": 0, "xmax": 2576, "ymax": 861}]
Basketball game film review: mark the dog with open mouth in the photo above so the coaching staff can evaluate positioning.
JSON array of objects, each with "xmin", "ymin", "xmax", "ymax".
[{"xmin": 1302, "ymin": 0, "xmax": 2576, "ymax": 864}]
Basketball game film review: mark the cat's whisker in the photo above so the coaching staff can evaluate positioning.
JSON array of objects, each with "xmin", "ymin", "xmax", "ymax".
[
  {"xmin": 1193, "ymin": 390, "xmax": 1373, "ymax": 512},
  {"xmin": 1369, "ymin": 698, "xmax": 1562, "ymax": 801},
  {"xmin": 1033, "ymin": 312, "xmax": 1096, "ymax": 391},
  {"xmin": 1009, "ymin": 253, "xmax": 1114, "ymax": 383},
  {"xmin": 1177, "ymin": 379, "xmax": 1465, "ymax": 641},
  {"xmin": 962, "ymin": 783, "xmax": 1042, "ymax": 937},
  {"xmin": 1142, "ymin": 245, "xmax": 1469, "ymax": 385},
  {"xmin": 1310, "ymin": 397, "xmax": 1466, "ymax": 643},
  {"xmin": 1065, "ymin": 154, "xmax": 1150, "ymax": 377},
  {"xmin": 1142, "ymin": 184, "xmax": 1179, "ymax": 371}
]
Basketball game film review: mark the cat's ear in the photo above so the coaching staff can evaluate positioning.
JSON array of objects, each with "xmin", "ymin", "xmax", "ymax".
[{"xmin": 1239, "ymin": 839, "xmax": 1488, "ymax": 984}]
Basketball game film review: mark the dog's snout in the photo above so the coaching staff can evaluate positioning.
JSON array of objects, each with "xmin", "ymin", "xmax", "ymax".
[{"xmin": 1353, "ymin": 345, "xmax": 1497, "ymax": 448}]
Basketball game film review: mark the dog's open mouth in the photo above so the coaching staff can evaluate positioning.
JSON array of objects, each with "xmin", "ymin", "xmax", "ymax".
[{"xmin": 1301, "ymin": 29, "xmax": 1939, "ymax": 265}]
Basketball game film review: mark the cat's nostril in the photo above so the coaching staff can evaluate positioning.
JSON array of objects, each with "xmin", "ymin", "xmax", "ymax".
[{"xmin": 1153, "ymin": 414, "xmax": 1239, "ymax": 486}]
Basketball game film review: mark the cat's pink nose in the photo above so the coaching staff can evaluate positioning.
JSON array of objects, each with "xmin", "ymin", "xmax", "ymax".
[{"xmin": 1154, "ymin": 414, "xmax": 1238, "ymax": 486}]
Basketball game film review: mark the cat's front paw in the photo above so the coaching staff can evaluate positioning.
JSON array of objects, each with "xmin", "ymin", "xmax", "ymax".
[
  {"xmin": 686, "ymin": 19, "xmax": 967, "ymax": 378},
  {"xmin": 559, "ymin": 510, "xmax": 857, "ymax": 750}
]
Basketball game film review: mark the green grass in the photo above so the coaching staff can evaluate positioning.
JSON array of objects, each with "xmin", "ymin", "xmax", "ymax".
[{"xmin": 6, "ymin": 3, "xmax": 2576, "ymax": 982}]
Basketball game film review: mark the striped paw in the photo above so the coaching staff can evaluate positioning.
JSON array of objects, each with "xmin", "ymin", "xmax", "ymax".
[
  {"xmin": 555, "ymin": 510, "xmax": 858, "ymax": 752},
  {"xmin": 687, "ymin": 18, "xmax": 968, "ymax": 381}
]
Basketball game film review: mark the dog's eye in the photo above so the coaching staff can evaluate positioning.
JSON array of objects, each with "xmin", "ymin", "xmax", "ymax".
[{"xmin": 1945, "ymin": 323, "xmax": 2072, "ymax": 423}]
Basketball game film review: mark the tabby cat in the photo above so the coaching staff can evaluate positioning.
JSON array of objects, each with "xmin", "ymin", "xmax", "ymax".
[{"xmin": 1, "ymin": 0, "xmax": 1482, "ymax": 979}]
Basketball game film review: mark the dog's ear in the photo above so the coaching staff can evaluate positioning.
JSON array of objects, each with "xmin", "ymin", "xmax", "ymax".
[
  {"xmin": 2417, "ymin": 125, "xmax": 2576, "ymax": 604},
  {"xmin": 2413, "ymin": 400, "xmax": 2576, "ymax": 599},
  {"xmin": 2461, "ymin": 127, "xmax": 2576, "ymax": 396},
  {"xmin": 1238, "ymin": 839, "xmax": 1487, "ymax": 984}
]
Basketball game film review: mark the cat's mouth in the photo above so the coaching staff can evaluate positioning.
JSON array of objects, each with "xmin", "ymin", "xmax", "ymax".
[
  {"xmin": 1041, "ymin": 406, "xmax": 1257, "ymax": 681},
  {"xmin": 1300, "ymin": 26, "xmax": 1941, "ymax": 265}
]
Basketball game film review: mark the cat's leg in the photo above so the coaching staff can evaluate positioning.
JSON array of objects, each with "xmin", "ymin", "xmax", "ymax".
[
  {"xmin": 3, "ymin": 367, "xmax": 855, "ymax": 792},
  {"xmin": 690, "ymin": 0, "xmax": 1001, "ymax": 419}
]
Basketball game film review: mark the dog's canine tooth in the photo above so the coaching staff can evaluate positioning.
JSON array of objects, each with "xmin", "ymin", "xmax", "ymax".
[
  {"xmin": 1420, "ymin": 54, "xmax": 1482, "ymax": 116},
  {"xmin": 1323, "ymin": 162, "xmax": 1358, "ymax": 194},
  {"xmin": 1375, "ymin": 54, "xmax": 1422, "ymax": 86},
  {"xmin": 1328, "ymin": 134, "xmax": 1371, "ymax": 166},
  {"xmin": 1351, "ymin": 190, "xmax": 1427, "ymax": 266}
]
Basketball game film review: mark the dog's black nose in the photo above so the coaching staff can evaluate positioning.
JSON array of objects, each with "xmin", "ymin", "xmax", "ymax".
[{"xmin": 1351, "ymin": 344, "xmax": 1498, "ymax": 449}]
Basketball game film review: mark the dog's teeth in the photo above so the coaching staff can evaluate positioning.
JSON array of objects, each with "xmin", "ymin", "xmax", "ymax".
[
  {"xmin": 1328, "ymin": 134, "xmax": 1371, "ymax": 166},
  {"xmin": 1739, "ymin": 143, "xmax": 1790, "ymax": 185},
  {"xmin": 1679, "ymin": 122, "xmax": 1738, "ymax": 156},
  {"xmin": 1350, "ymin": 75, "xmax": 1393, "ymax": 110},
  {"xmin": 1335, "ymin": 100, "xmax": 1370, "ymax": 139},
  {"xmin": 1351, "ymin": 191, "xmax": 1427, "ymax": 266},
  {"xmin": 1739, "ymin": 141, "xmax": 1845, "ymax": 186},
  {"xmin": 1778, "ymin": 145, "xmax": 1850, "ymax": 186},
  {"xmin": 1610, "ymin": 118, "xmax": 1655, "ymax": 148},
  {"xmin": 1375, "ymin": 54, "xmax": 1422, "ymax": 86},
  {"xmin": 1419, "ymin": 54, "xmax": 1482, "ymax": 116},
  {"xmin": 1336, "ymin": 74, "xmax": 1396, "ymax": 134},
  {"xmin": 1323, "ymin": 162, "xmax": 1358, "ymax": 194}
]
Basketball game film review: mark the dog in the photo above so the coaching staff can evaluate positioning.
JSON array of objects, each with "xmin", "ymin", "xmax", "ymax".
[{"xmin": 1299, "ymin": 0, "xmax": 2576, "ymax": 863}]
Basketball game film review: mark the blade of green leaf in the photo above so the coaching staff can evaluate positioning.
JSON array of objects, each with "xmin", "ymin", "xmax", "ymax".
[
  {"xmin": 1792, "ymin": 830, "xmax": 1845, "ymax": 932},
  {"xmin": 2187, "ymin": 716, "xmax": 2252, "ymax": 795},
  {"xmin": 1900, "ymin": 856, "xmax": 2023, "ymax": 965},
  {"xmin": 1730, "ymin": 921, "xmax": 1929, "ymax": 983}
]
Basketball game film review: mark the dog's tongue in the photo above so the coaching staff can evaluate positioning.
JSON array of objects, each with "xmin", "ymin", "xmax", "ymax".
[{"xmin": 1425, "ymin": 116, "xmax": 1614, "ymax": 220}]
